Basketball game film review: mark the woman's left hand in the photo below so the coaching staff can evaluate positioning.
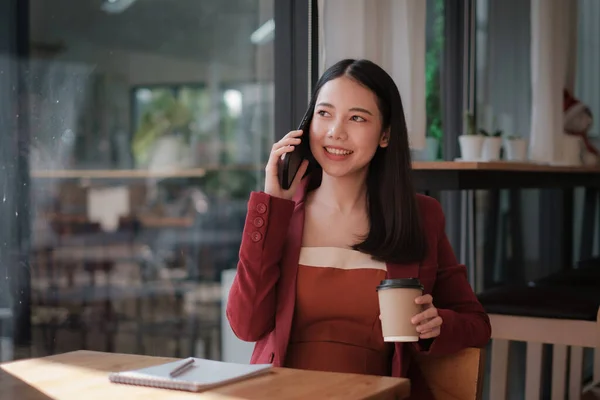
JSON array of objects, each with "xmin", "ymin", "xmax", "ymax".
[{"xmin": 411, "ymin": 294, "xmax": 443, "ymax": 339}]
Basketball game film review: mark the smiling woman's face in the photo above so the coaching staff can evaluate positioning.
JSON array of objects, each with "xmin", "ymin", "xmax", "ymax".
[{"xmin": 309, "ymin": 76, "xmax": 388, "ymax": 178}]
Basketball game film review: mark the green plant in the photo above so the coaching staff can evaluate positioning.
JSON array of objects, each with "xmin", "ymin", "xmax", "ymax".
[
  {"xmin": 464, "ymin": 111, "xmax": 477, "ymax": 135},
  {"xmin": 479, "ymin": 128, "xmax": 503, "ymax": 137},
  {"xmin": 504, "ymin": 133, "xmax": 522, "ymax": 140},
  {"xmin": 425, "ymin": 0, "xmax": 444, "ymax": 157},
  {"xmin": 132, "ymin": 90, "xmax": 194, "ymax": 166}
]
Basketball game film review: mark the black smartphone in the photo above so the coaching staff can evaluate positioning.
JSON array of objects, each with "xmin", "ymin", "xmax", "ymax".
[{"xmin": 277, "ymin": 109, "xmax": 312, "ymax": 190}]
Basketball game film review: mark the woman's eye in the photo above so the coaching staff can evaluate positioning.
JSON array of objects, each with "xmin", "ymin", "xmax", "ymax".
[
  {"xmin": 317, "ymin": 110, "xmax": 330, "ymax": 117},
  {"xmin": 351, "ymin": 115, "xmax": 366, "ymax": 122}
]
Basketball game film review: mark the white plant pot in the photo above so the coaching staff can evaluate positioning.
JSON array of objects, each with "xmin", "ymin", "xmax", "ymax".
[
  {"xmin": 424, "ymin": 137, "xmax": 439, "ymax": 161},
  {"xmin": 481, "ymin": 137, "xmax": 502, "ymax": 161},
  {"xmin": 504, "ymin": 138, "xmax": 528, "ymax": 161},
  {"xmin": 557, "ymin": 135, "xmax": 582, "ymax": 166},
  {"xmin": 458, "ymin": 135, "xmax": 484, "ymax": 161},
  {"xmin": 410, "ymin": 137, "xmax": 439, "ymax": 161},
  {"xmin": 148, "ymin": 135, "xmax": 194, "ymax": 170}
]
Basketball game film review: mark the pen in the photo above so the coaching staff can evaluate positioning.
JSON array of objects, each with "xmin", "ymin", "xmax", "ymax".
[{"xmin": 169, "ymin": 357, "xmax": 195, "ymax": 377}]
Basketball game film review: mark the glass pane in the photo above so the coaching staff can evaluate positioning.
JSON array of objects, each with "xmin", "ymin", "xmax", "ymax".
[
  {"xmin": 425, "ymin": 0, "xmax": 444, "ymax": 160},
  {"xmin": 575, "ymin": 0, "xmax": 600, "ymax": 139},
  {"xmin": 2, "ymin": 0, "xmax": 274, "ymax": 362},
  {"xmin": 408, "ymin": 0, "xmax": 444, "ymax": 162}
]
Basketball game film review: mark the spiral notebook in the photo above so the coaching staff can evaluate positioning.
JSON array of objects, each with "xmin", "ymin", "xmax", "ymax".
[{"xmin": 108, "ymin": 357, "xmax": 272, "ymax": 392}]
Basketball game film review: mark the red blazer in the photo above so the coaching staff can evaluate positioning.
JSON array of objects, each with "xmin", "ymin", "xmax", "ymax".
[{"xmin": 227, "ymin": 179, "xmax": 491, "ymax": 399}]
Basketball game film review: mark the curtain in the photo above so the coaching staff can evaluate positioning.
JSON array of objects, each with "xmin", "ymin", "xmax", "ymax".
[
  {"xmin": 479, "ymin": 0, "xmax": 531, "ymax": 144},
  {"xmin": 317, "ymin": 0, "xmax": 427, "ymax": 150},
  {"xmin": 575, "ymin": 0, "xmax": 600, "ymax": 138},
  {"xmin": 529, "ymin": 0, "xmax": 578, "ymax": 164}
]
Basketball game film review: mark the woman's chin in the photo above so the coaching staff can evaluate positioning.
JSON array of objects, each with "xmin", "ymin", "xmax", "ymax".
[{"xmin": 320, "ymin": 164, "xmax": 366, "ymax": 179}]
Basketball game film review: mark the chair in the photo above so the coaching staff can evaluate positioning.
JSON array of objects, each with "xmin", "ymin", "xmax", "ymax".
[
  {"xmin": 414, "ymin": 347, "xmax": 485, "ymax": 400},
  {"xmin": 479, "ymin": 280, "xmax": 600, "ymax": 400}
]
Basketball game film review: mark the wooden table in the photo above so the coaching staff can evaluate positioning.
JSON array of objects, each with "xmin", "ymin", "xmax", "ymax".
[
  {"xmin": 411, "ymin": 161, "xmax": 600, "ymax": 190},
  {"xmin": 0, "ymin": 350, "xmax": 410, "ymax": 400}
]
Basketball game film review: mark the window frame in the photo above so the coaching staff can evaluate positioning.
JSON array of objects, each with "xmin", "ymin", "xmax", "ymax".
[{"xmin": 2, "ymin": 0, "xmax": 313, "ymax": 353}]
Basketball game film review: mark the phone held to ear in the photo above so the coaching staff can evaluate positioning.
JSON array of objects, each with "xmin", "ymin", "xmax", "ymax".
[{"xmin": 277, "ymin": 109, "xmax": 312, "ymax": 190}]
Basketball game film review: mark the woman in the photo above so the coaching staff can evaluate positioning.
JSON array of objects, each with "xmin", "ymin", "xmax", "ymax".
[{"xmin": 226, "ymin": 59, "xmax": 491, "ymax": 399}]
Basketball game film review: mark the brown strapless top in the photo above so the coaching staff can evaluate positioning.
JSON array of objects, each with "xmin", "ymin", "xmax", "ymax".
[{"xmin": 284, "ymin": 247, "xmax": 393, "ymax": 376}]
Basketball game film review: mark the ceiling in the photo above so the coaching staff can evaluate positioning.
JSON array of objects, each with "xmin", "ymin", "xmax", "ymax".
[{"xmin": 28, "ymin": 0, "xmax": 270, "ymax": 65}]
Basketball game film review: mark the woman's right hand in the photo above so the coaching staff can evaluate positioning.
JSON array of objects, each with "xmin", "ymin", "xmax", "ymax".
[{"xmin": 264, "ymin": 129, "xmax": 309, "ymax": 200}]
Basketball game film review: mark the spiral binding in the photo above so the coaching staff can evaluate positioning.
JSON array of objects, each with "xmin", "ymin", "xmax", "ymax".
[{"xmin": 108, "ymin": 372, "xmax": 200, "ymax": 392}]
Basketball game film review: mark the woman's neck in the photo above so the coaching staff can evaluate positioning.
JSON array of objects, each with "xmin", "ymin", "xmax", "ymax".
[{"xmin": 312, "ymin": 170, "xmax": 368, "ymax": 214}]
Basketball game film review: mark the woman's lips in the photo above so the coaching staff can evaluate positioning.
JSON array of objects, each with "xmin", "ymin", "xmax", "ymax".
[{"xmin": 323, "ymin": 146, "xmax": 353, "ymax": 161}]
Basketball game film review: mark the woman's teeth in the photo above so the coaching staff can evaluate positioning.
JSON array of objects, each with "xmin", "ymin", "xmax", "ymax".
[{"xmin": 325, "ymin": 147, "xmax": 353, "ymax": 155}]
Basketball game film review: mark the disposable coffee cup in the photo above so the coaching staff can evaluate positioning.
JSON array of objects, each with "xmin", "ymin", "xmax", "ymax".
[{"xmin": 376, "ymin": 278, "xmax": 424, "ymax": 342}]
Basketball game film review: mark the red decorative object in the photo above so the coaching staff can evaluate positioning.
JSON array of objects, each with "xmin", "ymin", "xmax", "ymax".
[{"xmin": 563, "ymin": 89, "xmax": 599, "ymax": 157}]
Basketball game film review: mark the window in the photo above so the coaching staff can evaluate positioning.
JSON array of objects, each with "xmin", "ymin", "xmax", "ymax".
[
  {"xmin": 1, "ymin": 0, "xmax": 288, "ymax": 362},
  {"xmin": 425, "ymin": 0, "xmax": 444, "ymax": 160}
]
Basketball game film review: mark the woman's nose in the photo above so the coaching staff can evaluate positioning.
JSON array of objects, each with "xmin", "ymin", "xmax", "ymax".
[{"xmin": 327, "ymin": 121, "xmax": 347, "ymax": 140}]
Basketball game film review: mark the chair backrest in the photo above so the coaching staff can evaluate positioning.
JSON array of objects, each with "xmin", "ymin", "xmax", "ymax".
[{"xmin": 413, "ymin": 347, "xmax": 485, "ymax": 400}]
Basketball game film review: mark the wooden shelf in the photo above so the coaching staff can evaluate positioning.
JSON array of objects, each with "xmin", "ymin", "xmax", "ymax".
[
  {"xmin": 30, "ymin": 161, "xmax": 600, "ymax": 179},
  {"xmin": 30, "ymin": 165, "xmax": 262, "ymax": 179},
  {"xmin": 31, "ymin": 168, "xmax": 207, "ymax": 179},
  {"xmin": 412, "ymin": 162, "xmax": 600, "ymax": 190},
  {"xmin": 412, "ymin": 161, "xmax": 600, "ymax": 173}
]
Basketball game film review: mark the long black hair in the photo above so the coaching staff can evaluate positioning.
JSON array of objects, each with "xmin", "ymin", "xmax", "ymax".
[{"xmin": 303, "ymin": 59, "xmax": 427, "ymax": 264}]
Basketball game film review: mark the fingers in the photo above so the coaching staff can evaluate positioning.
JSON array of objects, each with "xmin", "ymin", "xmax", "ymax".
[
  {"xmin": 284, "ymin": 129, "xmax": 304, "ymax": 139},
  {"xmin": 419, "ymin": 326, "xmax": 441, "ymax": 339},
  {"xmin": 265, "ymin": 146, "xmax": 295, "ymax": 173},
  {"xmin": 415, "ymin": 294, "xmax": 433, "ymax": 306},
  {"xmin": 274, "ymin": 129, "xmax": 303, "ymax": 150},
  {"xmin": 265, "ymin": 130, "xmax": 302, "ymax": 171},
  {"xmin": 273, "ymin": 136, "xmax": 302, "ymax": 151},
  {"xmin": 412, "ymin": 300, "xmax": 442, "ymax": 339},
  {"xmin": 416, "ymin": 316, "xmax": 443, "ymax": 334},
  {"xmin": 265, "ymin": 130, "xmax": 303, "ymax": 173},
  {"xmin": 411, "ymin": 306, "xmax": 438, "ymax": 325}
]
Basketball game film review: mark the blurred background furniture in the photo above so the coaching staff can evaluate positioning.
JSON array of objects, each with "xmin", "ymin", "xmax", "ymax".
[{"xmin": 479, "ymin": 258, "xmax": 600, "ymax": 400}]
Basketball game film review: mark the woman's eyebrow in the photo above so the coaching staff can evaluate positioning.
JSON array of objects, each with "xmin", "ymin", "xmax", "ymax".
[
  {"xmin": 349, "ymin": 107, "xmax": 373, "ymax": 115},
  {"xmin": 316, "ymin": 102, "xmax": 373, "ymax": 116}
]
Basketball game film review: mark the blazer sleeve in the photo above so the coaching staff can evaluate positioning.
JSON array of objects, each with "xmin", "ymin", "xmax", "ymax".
[
  {"xmin": 226, "ymin": 191, "xmax": 296, "ymax": 342},
  {"xmin": 414, "ymin": 201, "xmax": 492, "ymax": 355}
]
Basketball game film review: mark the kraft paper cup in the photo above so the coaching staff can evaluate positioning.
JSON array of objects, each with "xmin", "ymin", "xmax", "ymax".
[{"xmin": 377, "ymin": 278, "xmax": 424, "ymax": 342}]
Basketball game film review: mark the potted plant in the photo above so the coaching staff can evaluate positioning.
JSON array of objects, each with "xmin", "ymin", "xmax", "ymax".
[
  {"xmin": 504, "ymin": 133, "xmax": 528, "ymax": 161},
  {"xmin": 424, "ymin": 135, "xmax": 440, "ymax": 161},
  {"xmin": 132, "ymin": 91, "xmax": 195, "ymax": 169},
  {"xmin": 479, "ymin": 127, "xmax": 503, "ymax": 161},
  {"xmin": 458, "ymin": 111, "xmax": 484, "ymax": 161}
]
